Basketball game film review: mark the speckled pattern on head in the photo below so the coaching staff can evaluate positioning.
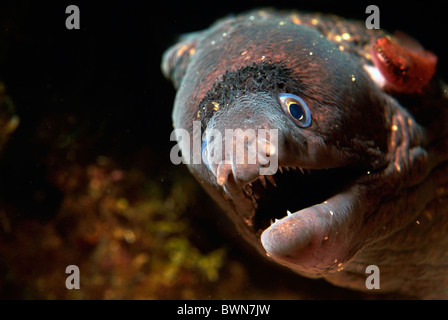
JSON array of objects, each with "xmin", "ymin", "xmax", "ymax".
[{"xmin": 162, "ymin": 9, "xmax": 448, "ymax": 298}]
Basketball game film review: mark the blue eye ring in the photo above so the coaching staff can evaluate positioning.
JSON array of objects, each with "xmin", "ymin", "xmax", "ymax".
[{"xmin": 278, "ymin": 93, "xmax": 312, "ymax": 128}]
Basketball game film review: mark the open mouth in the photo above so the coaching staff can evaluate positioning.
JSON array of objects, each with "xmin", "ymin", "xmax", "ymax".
[{"xmin": 242, "ymin": 165, "xmax": 364, "ymax": 235}]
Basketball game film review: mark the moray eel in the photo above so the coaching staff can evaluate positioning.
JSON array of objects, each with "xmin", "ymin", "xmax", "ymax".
[{"xmin": 162, "ymin": 9, "xmax": 448, "ymax": 298}]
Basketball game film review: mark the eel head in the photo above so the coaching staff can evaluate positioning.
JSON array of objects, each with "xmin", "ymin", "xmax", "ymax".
[{"xmin": 163, "ymin": 12, "xmax": 431, "ymax": 280}]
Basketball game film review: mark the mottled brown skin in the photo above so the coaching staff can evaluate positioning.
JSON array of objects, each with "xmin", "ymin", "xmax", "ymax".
[{"xmin": 162, "ymin": 10, "xmax": 448, "ymax": 298}]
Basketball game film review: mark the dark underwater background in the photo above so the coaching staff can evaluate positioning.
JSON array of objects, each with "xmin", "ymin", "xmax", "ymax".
[{"xmin": 0, "ymin": 0, "xmax": 446, "ymax": 299}]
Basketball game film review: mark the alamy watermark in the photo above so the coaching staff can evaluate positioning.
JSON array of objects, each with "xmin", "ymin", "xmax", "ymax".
[
  {"xmin": 365, "ymin": 265, "xmax": 380, "ymax": 289},
  {"xmin": 65, "ymin": 5, "xmax": 80, "ymax": 30},
  {"xmin": 170, "ymin": 121, "xmax": 279, "ymax": 176},
  {"xmin": 65, "ymin": 265, "xmax": 80, "ymax": 289},
  {"xmin": 365, "ymin": 5, "xmax": 380, "ymax": 30},
  {"xmin": 65, "ymin": 5, "xmax": 380, "ymax": 30}
]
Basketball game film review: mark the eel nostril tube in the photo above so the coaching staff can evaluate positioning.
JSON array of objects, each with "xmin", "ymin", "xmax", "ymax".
[
  {"xmin": 216, "ymin": 162, "xmax": 233, "ymax": 186},
  {"xmin": 257, "ymin": 138, "xmax": 276, "ymax": 158}
]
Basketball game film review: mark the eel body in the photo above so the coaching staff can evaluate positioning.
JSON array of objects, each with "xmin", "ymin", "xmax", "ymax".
[{"xmin": 162, "ymin": 9, "xmax": 448, "ymax": 298}]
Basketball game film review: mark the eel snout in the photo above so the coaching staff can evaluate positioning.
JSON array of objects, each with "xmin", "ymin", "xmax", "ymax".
[{"xmin": 201, "ymin": 93, "xmax": 284, "ymax": 190}]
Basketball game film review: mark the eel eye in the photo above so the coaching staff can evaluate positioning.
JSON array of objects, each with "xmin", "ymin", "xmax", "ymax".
[{"xmin": 279, "ymin": 93, "xmax": 312, "ymax": 128}]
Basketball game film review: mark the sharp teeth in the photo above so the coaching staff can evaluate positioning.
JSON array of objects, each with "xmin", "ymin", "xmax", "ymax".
[
  {"xmin": 223, "ymin": 186, "xmax": 232, "ymax": 199},
  {"xmin": 279, "ymin": 167, "xmax": 283, "ymax": 174},
  {"xmin": 298, "ymin": 167, "xmax": 305, "ymax": 174},
  {"xmin": 266, "ymin": 175, "xmax": 276, "ymax": 187},
  {"xmin": 287, "ymin": 210, "xmax": 292, "ymax": 216},
  {"xmin": 259, "ymin": 176, "xmax": 267, "ymax": 189},
  {"xmin": 270, "ymin": 217, "xmax": 283, "ymax": 226},
  {"xmin": 242, "ymin": 185, "xmax": 252, "ymax": 197},
  {"xmin": 285, "ymin": 167, "xmax": 290, "ymax": 172},
  {"xmin": 216, "ymin": 163, "xmax": 232, "ymax": 185}
]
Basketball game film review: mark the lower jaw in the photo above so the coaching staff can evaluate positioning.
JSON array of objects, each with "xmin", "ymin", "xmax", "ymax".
[{"xmin": 258, "ymin": 180, "xmax": 367, "ymax": 276}]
